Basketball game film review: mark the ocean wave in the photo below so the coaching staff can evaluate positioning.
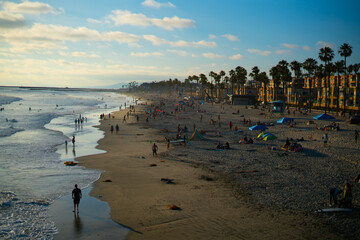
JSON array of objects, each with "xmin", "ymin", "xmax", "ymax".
[
  {"xmin": 0, "ymin": 192, "xmax": 57, "ymax": 239},
  {"xmin": 0, "ymin": 127, "xmax": 24, "ymax": 138},
  {"xmin": 0, "ymin": 95, "xmax": 22, "ymax": 106}
]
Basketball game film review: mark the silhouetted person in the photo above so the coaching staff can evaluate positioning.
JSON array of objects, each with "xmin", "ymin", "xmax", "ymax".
[{"xmin": 72, "ymin": 184, "xmax": 82, "ymax": 213}]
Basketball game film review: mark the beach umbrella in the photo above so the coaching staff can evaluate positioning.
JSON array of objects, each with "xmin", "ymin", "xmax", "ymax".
[
  {"xmin": 313, "ymin": 113, "xmax": 335, "ymax": 120},
  {"xmin": 263, "ymin": 134, "xmax": 277, "ymax": 141},
  {"xmin": 249, "ymin": 125, "xmax": 268, "ymax": 131},
  {"xmin": 277, "ymin": 117, "xmax": 293, "ymax": 123},
  {"xmin": 257, "ymin": 132, "xmax": 266, "ymax": 138},
  {"xmin": 262, "ymin": 133, "xmax": 274, "ymax": 138}
]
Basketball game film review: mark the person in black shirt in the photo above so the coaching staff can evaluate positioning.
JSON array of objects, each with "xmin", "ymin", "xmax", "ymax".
[{"xmin": 72, "ymin": 184, "xmax": 82, "ymax": 213}]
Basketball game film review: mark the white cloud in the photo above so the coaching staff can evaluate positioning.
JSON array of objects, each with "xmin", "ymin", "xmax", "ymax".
[
  {"xmin": 221, "ymin": 34, "xmax": 239, "ymax": 41},
  {"xmin": 108, "ymin": 10, "xmax": 194, "ymax": 30},
  {"xmin": 8, "ymin": 41, "xmax": 67, "ymax": 53},
  {"xmin": 2, "ymin": 23, "xmax": 101, "ymax": 42},
  {"xmin": 87, "ymin": 18, "xmax": 102, "ymax": 24},
  {"xmin": 101, "ymin": 31, "xmax": 141, "ymax": 44},
  {"xmin": 0, "ymin": 11, "xmax": 25, "ymax": 28},
  {"xmin": 283, "ymin": 43, "xmax": 298, "ymax": 49},
  {"xmin": 316, "ymin": 41, "xmax": 333, "ymax": 48},
  {"xmin": 59, "ymin": 51, "xmax": 99, "ymax": 58},
  {"xmin": 229, "ymin": 53, "xmax": 244, "ymax": 60},
  {"xmin": 209, "ymin": 34, "xmax": 216, "ymax": 39},
  {"xmin": 0, "ymin": 1, "xmax": 61, "ymax": 28},
  {"xmin": 143, "ymin": 35, "xmax": 216, "ymax": 48},
  {"xmin": 1, "ymin": 23, "xmax": 141, "ymax": 44},
  {"xmin": 203, "ymin": 52, "xmax": 244, "ymax": 60},
  {"xmin": 303, "ymin": 45, "xmax": 311, "ymax": 51},
  {"xmin": 3, "ymin": 1, "xmax": 59, "ymax": 15},
  {"xmin": 130, "ymin": 52, "xmax": 163, "ymax": 57},
  {"xmin": 109, "ymin": 10, "xmax": 150, "ymax": 27},
  {"xmin": 141, "ymin": 0, "xmax": 175, "ymax": 8},
  {"xmin": 202, "ymin": 52, "xmax": 226, "ymax": 59},
  {"xmin": 275, "ymin": 49, "xmax": 291, "ymax": 55},
  {"xmin": 247, "ymin": 49, "xmax": 271, "ymax": 56},
  {"xmin": 167, "ymin": 49, "xmax": 197, "ymax": 57}
]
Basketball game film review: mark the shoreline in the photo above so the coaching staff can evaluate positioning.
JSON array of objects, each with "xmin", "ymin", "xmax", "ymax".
[
  {"xmin": 73, "ymin": 93, "xmax": 359, "ymax": 239},
  {"xmin": 49, "ymin": 185, "xmax": 129, "ymax": 240}
]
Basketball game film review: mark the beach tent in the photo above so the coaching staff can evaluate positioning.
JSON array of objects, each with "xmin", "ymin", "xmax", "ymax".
[
  {"xmin": 190, "ymin": 129, "xmax": 205, "ymax": 140},
  {"xmin": 249, "ymin": 125, "xmax": 268, "ymax": 131},
  {"xmin": 277, "ymin": 117, "xmax": 293, "ymax": 124},
  {"xmin": 313, "ymin": 113, "xmax": 335, "ymax": 120},
  {"xmin": 263, "ymin": 134, "xmax": 277, "ymax": 141}
]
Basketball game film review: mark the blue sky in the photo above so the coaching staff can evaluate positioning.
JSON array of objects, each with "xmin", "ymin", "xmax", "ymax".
[{"xmin": 0, "ymin": 0, "xmax": 359, "ymax": 88}]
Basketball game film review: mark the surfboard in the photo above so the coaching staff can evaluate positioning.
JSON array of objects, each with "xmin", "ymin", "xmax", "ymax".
[{"xmin": 317, "ymin": 208, "xmax": 352, "ymax": 213}]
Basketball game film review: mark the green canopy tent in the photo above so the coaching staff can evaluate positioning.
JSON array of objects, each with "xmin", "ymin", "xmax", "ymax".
[{"xmin": 190, "ymin": 129, "xmax": 205, "ymax": 141}]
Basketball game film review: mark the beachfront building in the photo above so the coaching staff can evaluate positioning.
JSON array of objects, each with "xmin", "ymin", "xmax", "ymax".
[
  {"xmin": 304, "ymin": 74, "xmax": 360, "ymax": 111},
  {"xmin": 257, "ymin": 79, "xmax": 285, "ymax": 104},
  {"xmin": 254, "ymin": 74, "xmax": 359, "ymax": 112}
]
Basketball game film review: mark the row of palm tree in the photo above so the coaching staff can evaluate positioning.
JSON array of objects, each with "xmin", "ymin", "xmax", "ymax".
[{"xmin": 136, "ymin": 43, "xmax": 359, "ymax": 112}]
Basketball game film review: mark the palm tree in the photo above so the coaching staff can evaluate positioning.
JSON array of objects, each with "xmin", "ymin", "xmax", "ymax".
[
  {"xmin": 269, "ymin": 65, "xmax": 281, "ymax": 101},
  {"xmin": 277, "ymin": 60, "xmax": 292, "ymax": 105},
  {"xmin": 191, "ymin": 75, "xmax": 199, "ymax": 96},
  {"xmin": 334, "ymin": 60, "xmax": 345, "ymax": 112},
  {"xmin": 257, "ymin": 72, "xmax": 270, "ymax": 104},
  {"xmin": 218, "ymin": 70, "xmax": 226, "ymax": 99},
  {"xmin": 353, "ymin": 63, "xmax": 360, "ymax": 76},
  {"xmin": 229, "ymin": 69, "xmax": 236, "ymax": 94},
  {"xmin": 290, "ymin": 60, "xmax": 302, "ymax": 106},
  {"xmin": 338, "ymin": 43, "xmax": 352, "ymax": 111},
  {"xmin": 213, "ymin": 72, "xmax": 221, "ymax": 98},
  {"xmin": 223, "ymin": 76, "xmax": 230, "ymax": 95},
  {"xmin": 302, "ymin": 58, "xmax": 318, "ymax": 111},
  {"xmin": 184, "ymin": 77, "xmax": 190, "ymax": 96},
  {"xmin": 318, "ymin": 46, "xmax": 335, "ymax": 113},
  {"xmin": 235, "ymin": 66, "xmax": 247, "ymax": 95},
  {"xmin": 199, "ymin": 74, "xmax": 207, "ymax": 98},
  {"xmin": 314, "ymin": 64, "xmax": 326, "ymax": 110}
]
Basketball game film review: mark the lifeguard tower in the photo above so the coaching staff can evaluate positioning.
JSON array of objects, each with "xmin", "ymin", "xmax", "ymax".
[
  {"xmin": 264, "ymin": 101, "xmax": 285, "ymax": 118},
  {"xmin": 270, "ymin": 101, "xmax": 285, "ymax": 113}
]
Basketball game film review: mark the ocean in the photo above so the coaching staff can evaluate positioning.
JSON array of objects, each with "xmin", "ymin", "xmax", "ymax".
[{"xmin": 0, "ymin": 87, "xmax": 131, "ymax": 239}]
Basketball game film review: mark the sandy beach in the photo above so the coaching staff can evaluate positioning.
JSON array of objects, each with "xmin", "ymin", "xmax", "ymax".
[{"xmin": 77, "ymin": 93, "xmax": 359, "ymax": 239}]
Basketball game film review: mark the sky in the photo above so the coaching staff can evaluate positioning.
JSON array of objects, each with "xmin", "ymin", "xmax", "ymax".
[{"xmin": 0, "ymin": 0, "xmax": 359, "ymax": 88}]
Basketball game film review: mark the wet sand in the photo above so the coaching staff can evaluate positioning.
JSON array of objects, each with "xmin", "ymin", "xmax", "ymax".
[{"xmin": 50, "ymin": 187, "xmax": 129, "ymax": 240}]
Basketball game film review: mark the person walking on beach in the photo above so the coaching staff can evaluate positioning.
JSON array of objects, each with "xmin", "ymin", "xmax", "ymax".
[
  {"xmin": 72, "ymin": 136, "xmax": 75, "ymax": 146},
  {"xmin": 229, "ymin": 121, "xmax": 233, "ymax": 130},
  {"xmin": 115, "ymin": 124, "xmax": 119, "ymax": 133},
  {"xmin": 152, "ymin": 143, "xmax": 158, "ymax": 157},
  {"xmin": 355, "ymin": 130, "xmax": 358, "ymax": 145},
  {"xmin": 322, "ymin": 133, "xmax": 328, "ymax": 148},
  {"xmin": 72, "ymin": 184, "xmax": 82, "ymax": 213},
  {"xmin": 167, "ymin": 138, "xmax": 170, "ymax": 149}
]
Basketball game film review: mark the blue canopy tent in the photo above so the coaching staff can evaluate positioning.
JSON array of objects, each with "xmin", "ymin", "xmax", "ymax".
[
  {"xmin": 249, "ymin": 125, "xmax": 268, "ymax": 131},
  {"xmin": 313, "ymin": 113, "xmax": 335, "ymax": 120},
  {"xmin": 277, "ymin": 117, "xmax": 293, "ymax": 124}
]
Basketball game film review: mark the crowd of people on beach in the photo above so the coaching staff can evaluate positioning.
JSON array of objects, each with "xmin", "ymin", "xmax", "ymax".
[{"xmin": 87, "ymin": 95, "xmax": 360, "ymax": 218}]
